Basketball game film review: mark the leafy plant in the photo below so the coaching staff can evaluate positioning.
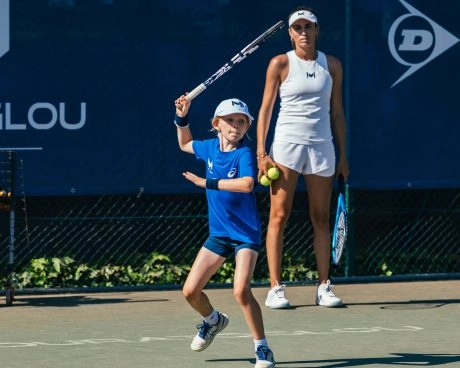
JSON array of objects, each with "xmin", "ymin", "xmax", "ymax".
[
  {"xmin": 140, "ymin": 252, "xmax": 189, "ymax": 284},
  {"xmin": 211, "ymin": 261, "xmax": 235, "ymax": 284},
  {"xmin": 379, "ymin": 262, "xmax": 393, "ymax": 276},
  {"xmin": 281, "ymin": 254, "xmax": 318, "ymax": 282},
  {"xmin": 1, "ymin": 249, "xmax": 323, "ymax": 289},
  {"xmin": 18, "ymin": 256, "xmax": 76, "ymax": 288}
]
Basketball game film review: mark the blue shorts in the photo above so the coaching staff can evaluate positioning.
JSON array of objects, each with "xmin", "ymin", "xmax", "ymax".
[{"xmin": 203, "ymin": 236, "xmax": 260, "ymax": 257}]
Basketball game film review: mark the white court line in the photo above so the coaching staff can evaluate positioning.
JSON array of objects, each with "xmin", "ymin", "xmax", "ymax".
[{"xmin": 0, "ymin": 326, "xmax": 423, "ymax": 349}]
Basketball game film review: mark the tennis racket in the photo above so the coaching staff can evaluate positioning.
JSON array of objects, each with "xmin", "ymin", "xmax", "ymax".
[
  {"xmin": 185, "ymin": 20, "xmax": 284, "ymax": 101},
  {"xmin": 332, "ymin": 174, "xmax": 348, "ymax": 265}
]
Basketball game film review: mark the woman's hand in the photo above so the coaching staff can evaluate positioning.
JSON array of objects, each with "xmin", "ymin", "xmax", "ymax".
[{"xmin": 257, "ymin": 155, "xmax": 277, "ymax": 181}]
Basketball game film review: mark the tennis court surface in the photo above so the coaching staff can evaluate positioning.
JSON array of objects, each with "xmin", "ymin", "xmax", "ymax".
[{"xmin": 1, "ymin": 280, "xmax": 459, "ymax": 368}]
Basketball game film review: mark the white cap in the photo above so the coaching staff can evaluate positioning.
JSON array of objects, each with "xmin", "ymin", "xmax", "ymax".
[
  {"xmin": 288, "ymin": 10, "xmax": 318, "ymax": 27},
  {"xmin": 213, "ymin": 98, "xmax": 254, "ymax": 121}
]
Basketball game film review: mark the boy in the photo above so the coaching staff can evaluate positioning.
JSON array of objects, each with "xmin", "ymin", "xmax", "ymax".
[{"xmin": 174, "ymin": 95, "xmax": 275, "ymax": 368}]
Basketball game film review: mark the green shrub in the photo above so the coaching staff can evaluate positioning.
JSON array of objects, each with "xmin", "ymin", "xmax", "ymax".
[{"xmin": 2, "ymin": 250, "xmax": 319, "ymax": 289}]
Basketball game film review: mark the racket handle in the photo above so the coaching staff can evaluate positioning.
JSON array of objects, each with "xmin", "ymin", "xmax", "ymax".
[
  {"xmin": 186, "ymin": 84, "xmax": 206, "ymax": 101},
  {"xmin": 338, "ymin": 173, "xmax": 345, "ymax": 193}
]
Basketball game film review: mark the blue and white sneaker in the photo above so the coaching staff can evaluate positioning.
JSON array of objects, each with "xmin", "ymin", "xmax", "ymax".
[
  {"xmin": 190, "ymin": 312, "xmax": 229, "ymax": 352},
  {"xmin": 255, "ymin": 345, "xmax": 275, "ymax": 368}
]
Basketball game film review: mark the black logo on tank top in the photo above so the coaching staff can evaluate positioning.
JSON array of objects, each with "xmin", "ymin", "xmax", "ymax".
[{"xmin": 305, "ymin": 72, "xmax": 316, "ymax": 78}]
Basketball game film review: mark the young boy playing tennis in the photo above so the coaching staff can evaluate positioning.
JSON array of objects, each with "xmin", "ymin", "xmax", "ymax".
[{"xmin": 174, "ymin": 95, "xmax": 275, "ymax": 368}]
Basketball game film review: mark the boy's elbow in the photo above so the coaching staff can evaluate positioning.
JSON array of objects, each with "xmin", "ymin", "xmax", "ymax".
[
  {"xmin": 178, "ymin": 140, "xmax": 192, "ymax": 152},
  {"xmin": 242, "ymin": 178, "xmax": 254, "ymax": 193}
]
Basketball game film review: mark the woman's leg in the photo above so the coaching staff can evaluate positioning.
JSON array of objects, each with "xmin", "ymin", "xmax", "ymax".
[
  {"xmin": 304, "ymin": 174, "xmax": 334, "ymax": 283},
  {"xmin": 266, "ymin": 164, "xmax": 299, "ymax": 287}
]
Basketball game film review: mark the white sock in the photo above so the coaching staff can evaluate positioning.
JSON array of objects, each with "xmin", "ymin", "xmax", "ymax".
[
  {"xmin": 254, "ymin": 338, "xmax": 268, "ymax": 351},
  {"xmin": 203, "ymin": 309, "xmax": 219, "ymax": 325}
]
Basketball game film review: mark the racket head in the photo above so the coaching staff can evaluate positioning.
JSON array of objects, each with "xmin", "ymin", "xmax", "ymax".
[
  {"xmin": 332, "ymin": 174, "xmax": 348, "ymax": 265},
  {"xmin": 239, "ymin": 21, "xmax": 284, "ymax": 55},
  {"xmin": 183, "ymin": 21, "xmax": 284, "ymax": 103}
]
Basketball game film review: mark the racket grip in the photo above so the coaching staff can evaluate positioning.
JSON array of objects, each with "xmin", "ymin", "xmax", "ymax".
[
  {"xmin": 338, "ymin": 174, "xmax": 345, "ymax": 193},
  {"xmin": 186, "ymin": 84, "xmax": 206, "ymax": 101}
]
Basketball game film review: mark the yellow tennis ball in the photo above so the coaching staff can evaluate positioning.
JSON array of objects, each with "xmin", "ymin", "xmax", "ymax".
[
  {"xmin": 260, "ymin": 175, "xmax": 272, "ymax": 186},
  {"xmin": 267, "ymin": 167, "xmax": 280, "ymax": 180}
]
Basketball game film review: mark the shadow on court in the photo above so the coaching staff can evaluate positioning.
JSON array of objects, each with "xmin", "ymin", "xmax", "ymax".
[
  {"xmin": 209, "ymin": 353, "xmax": 460, "ymax": 367},
  {"xmin": 256, "ymin": 298, "xmax": 460, "ymax": 311},
  {"xmin": 4, "ymin": 294, "xmax": 169, "ymax": 308},
  {"xmin": 0, "ymin": 280, "xmax": 459, "ymax": 368},
  {"xmin": 274, "ymin": 353, "xmax": 460, "ymax": 367}
]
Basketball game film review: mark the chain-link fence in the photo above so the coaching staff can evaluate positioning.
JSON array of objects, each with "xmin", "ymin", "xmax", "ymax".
[
  {"xmin": 346, "ymin": 189, "xmax": 460, "ymax": 277},
  {"xmin": 1, "ymin": 150, "xmax": 459, "ymax": 287}
]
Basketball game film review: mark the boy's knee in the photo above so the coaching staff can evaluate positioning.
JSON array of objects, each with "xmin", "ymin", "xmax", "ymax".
[
  {"xmin": 233, "ymin": 286, "xmax": 251, "ymax": 305},
  {"xmin": 183, "ymin": 285, "xmax": 197, "ymax": 301}
]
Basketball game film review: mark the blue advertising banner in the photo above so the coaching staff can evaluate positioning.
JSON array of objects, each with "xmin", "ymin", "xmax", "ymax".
[
  {"xmin": 0, "ymin": 0, "xmax": 458, "ymax": 194},
  {"xmin": 349, "ymin": 0, "xmax": 459, "ymax": 189}
]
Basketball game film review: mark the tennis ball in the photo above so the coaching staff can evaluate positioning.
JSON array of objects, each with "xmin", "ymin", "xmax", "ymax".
[
  {"xmin": 267, "ymin": 167, "xmax": 280, "ymax": 180},
  {"xmin": 259, "ymin": 175, "xmax": 272, "ymax": 186}
]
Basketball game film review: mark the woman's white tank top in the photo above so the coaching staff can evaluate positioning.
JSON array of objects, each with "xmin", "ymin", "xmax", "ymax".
[{"xmin": 275, "ymin": 50, "xmax": 333, "ymax": 144}]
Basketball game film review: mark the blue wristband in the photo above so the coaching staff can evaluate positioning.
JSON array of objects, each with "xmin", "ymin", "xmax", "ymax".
[
  {"xmin": 174, "ymin": 113, "xmax": 189, "ymax": 128},
  {"xmin": 206, "ymin": 178, "xmax": 220, "ymax": 190}
]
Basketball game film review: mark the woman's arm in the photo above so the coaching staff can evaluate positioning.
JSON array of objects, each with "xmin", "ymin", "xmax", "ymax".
[
  {"xmin": 256, "ymin": 55, "xmax": 287, "ymax": 173},
  {"xmin": 328, "ymin": 55, "xmax": 350, "ymax": 178}
]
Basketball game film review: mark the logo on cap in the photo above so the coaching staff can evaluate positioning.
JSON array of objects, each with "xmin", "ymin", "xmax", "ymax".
[
  {"xmin": 231, "ymin": 100, "xmax": 245, "ymax": 107},
  {"xmin": 288, "ymin": 10, "xmax": 318, "ymax": 26}
]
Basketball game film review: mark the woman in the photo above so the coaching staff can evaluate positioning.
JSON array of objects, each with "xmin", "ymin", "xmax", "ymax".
[
  {"xmin": 174, "ymin": 96, "xmax": 275, "ymax": 367},
  {"xmin": 256, "ymin": 6, "xmax": 350, "ymax": 309}
]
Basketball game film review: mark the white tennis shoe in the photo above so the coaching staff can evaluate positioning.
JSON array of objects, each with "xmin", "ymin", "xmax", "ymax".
[
  {"xmin": 265, "ymin": 283, "xmax": 290, "ymax": 309},
  {"xmin": 315, "ymin": 280, "xmax": 343, "ymax": 307},
  {"xmin": 191, "ymin": 312, "xmax": 229, "ymax": 352},
  {"xmin": 255, "ymin": 345, "xmax": 276, "ymax": 368}
]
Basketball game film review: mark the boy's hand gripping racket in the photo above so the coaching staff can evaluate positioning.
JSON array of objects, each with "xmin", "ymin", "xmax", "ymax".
[
  {"xmin": 332, "ymin": 174, "xmax": 348, "ymax": 265},
  {"xmin": 185, "ymin": 21, "xmax": 284, "ymax": 101}
]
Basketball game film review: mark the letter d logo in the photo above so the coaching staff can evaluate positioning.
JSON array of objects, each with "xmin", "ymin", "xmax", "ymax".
[
  {"xmin": 0, "ymin": 0, "xmax": 10, "ymax": 59},
  {"xmin": 388, "ymin": 0, "xmax": 459, "ymax": 88}
]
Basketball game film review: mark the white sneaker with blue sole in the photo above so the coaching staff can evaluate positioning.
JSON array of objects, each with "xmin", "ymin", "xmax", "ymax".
[{"xmin": 191, "ymin": 312, "xmax": 229, "ymax": 352}]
